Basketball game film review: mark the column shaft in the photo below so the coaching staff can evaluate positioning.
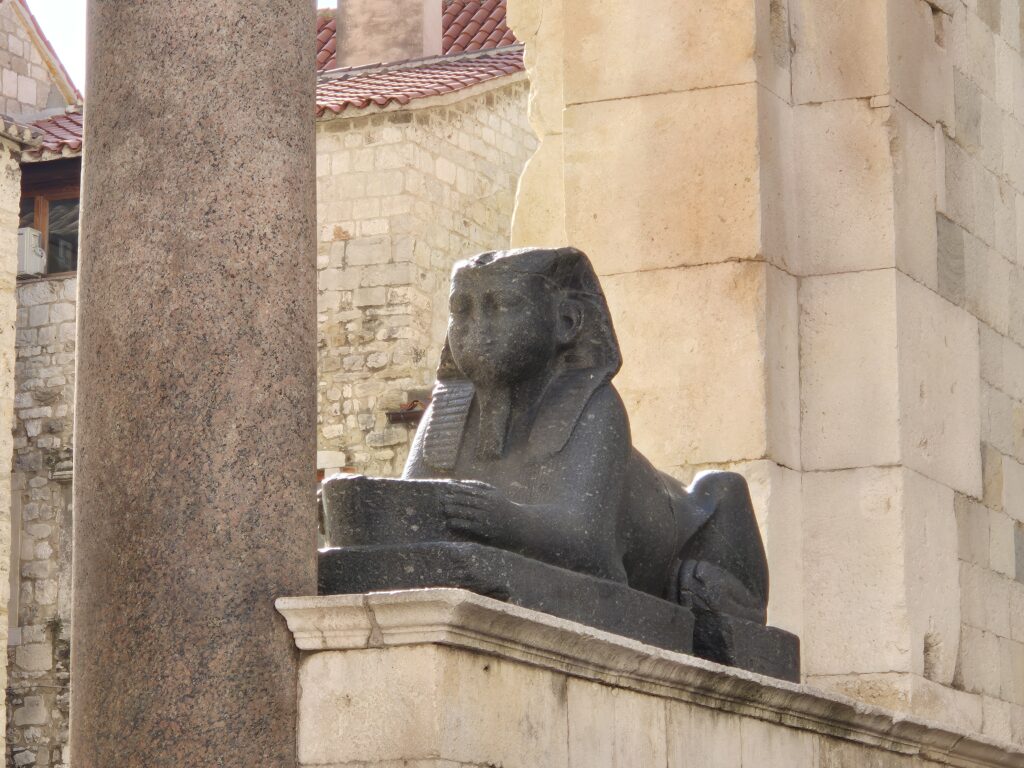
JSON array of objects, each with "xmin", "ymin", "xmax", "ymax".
[{"xmin": 70, "ymin": 2, "xmax": 317, "ymax": 765}]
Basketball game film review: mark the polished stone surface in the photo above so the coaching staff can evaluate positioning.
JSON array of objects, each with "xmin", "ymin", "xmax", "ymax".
[
  {"xmin": 319, "ymin": 542, "xmax": 695, "ymax": 654},
  {"xmin": 70, "ymin": 2, "xmax": 317, "ymax": 765},
  {"xmin": 321, "ymin": 248, "xmax": 798, "ymax": 678}
]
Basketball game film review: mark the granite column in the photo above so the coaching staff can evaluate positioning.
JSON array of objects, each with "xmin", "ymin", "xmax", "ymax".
[{"xmin": 70, "ymin": 2, "xmax": 317, "ymax": 765}]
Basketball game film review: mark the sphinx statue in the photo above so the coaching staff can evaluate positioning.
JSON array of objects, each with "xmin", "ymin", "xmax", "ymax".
[{"xmin": 320, "ymin": 247, "xmax": 799, "ymax": 680}]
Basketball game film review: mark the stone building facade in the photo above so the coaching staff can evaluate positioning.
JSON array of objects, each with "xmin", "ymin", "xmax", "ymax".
[
  {"xmin": 509, "ymin": 0, "xmax": 1024, "ymax": 748},
  {"xmin": 942, "ymin": 0, "xmax": 1024, "ymax": 741},
  {"xmin": 0, "ymin": 3, "xmax": 80, "ymax": 765},
  {"xmin": 0, "ymin": 1, "xmax": 77, "ymax": 118}
]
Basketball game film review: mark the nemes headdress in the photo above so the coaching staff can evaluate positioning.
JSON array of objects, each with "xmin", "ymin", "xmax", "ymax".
[{"xmin": 424, "ymin": 247, "xmax": 622, "ymax": 470}]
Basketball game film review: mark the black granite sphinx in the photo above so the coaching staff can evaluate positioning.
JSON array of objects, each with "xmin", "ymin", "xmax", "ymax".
[{"xmin": 320, "ymin": 247, "xmax": 799, "ymax": 681}]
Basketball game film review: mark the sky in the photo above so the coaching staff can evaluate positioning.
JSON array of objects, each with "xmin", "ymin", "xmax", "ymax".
[{"xmin": 24, "ymin": 0, "xmax": 336, "ymax": 96}]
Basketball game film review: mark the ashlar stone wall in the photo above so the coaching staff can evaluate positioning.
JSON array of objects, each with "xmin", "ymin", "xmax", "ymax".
[
  {"xmin": 5, "ymin": 274, "xmax": 74, "ymax": 768},
  {"xmin": 316, "ymin": 79, "xmax": 535, "ymax": 477},
  {"xmin": 0, "ymin": 3, "xmax": 71, "ymax": 115},
  {"xmin": 508, "ymin": 0, "xmax": 1024, "ymax": 746},
  {"xmin": 939, "ymin": 0, "xmax": 1024, "ymax": 742}
]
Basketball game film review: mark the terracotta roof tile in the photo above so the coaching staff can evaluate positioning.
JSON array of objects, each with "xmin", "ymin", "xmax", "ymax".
[
  {"xmin": 442, "ymin": 0, "xmax": 515, "ymax": 54},
  {"xmin": 22, "ymin": 24, "xmax": 524, "ymax": 158},
  {"xmin": 316, "ymin": 46, "xmax": 524, "ymax": 117},
  {"xmin": 316, "ymin": 10, "xmax": 338, "ymax": 72},
  {"xmin": 25, "ymin": 111, "xmax": 83, "ymax": 159}
]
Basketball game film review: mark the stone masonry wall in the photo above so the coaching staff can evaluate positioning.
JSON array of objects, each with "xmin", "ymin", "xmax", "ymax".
[
  {"xmin": 0, "ymin": 3, "xmax": 69, "ymax": 116},
  {"xmin": 507, "ymin": 0, "xmax": 1024, "ymax": 747},
  {"xmin": 5, "ymin": 274, "xmax": 74, "ymax": 768},
  {"xmin": 316, "ymin": 80, "xmax": 535, "ymax": 477},
  {"xmin": 939, "ymin": 0, "xmax": 1024, "ymax": 744},
  {"xmin": 0, "ymin": 138, "xmax": 25, "ymax": 764}
]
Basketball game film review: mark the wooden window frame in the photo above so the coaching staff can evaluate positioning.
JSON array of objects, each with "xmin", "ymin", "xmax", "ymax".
[
  {"xmin": 21, "ymin": 158, "xmax": 82, "ymax": 276},
  {"xmin": 33, "ymin": 188, "xmax": 80, "ymax": 276}
]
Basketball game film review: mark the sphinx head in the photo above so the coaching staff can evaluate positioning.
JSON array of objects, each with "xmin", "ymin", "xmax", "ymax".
[{"xmin": 441, "ymin": 248, "xmax": 621, "ymax": 387}]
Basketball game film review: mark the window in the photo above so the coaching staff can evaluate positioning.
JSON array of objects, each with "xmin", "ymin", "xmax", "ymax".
[{"xmin": 20, "ymin": 157, "xmax": 82, "ymax": 276}]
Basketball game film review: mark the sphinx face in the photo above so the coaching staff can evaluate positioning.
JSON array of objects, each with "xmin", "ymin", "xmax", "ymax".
[{"xmin": 447, "ymin": 272, "xmax": 558, "ymax": 386}]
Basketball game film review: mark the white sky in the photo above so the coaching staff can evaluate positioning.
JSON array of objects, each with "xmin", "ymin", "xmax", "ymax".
[{"xmin": 24, "ymin": 0, "xmax": 336, "ymax": 97}]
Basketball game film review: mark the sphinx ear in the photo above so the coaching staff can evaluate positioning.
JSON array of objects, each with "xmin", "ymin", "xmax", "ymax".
[{"xmin": 556, "ymin": 299, "xmax": 584, "ymax": 346}]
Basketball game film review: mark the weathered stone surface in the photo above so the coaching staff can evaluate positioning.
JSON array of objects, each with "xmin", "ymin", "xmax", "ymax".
[
  {"xmin": 803, "ymin": 467, "xmax": 959, "ymax": 683},
  {"xmin": 605, "ymin": 261, "xmax": 772, "ymax": 469},
  {"xmin": 70, "ymin": 2, "xmax": 317, "ymax": 765},
  {"xmin": 564, "ymin": 84, "xmax": 762, "ymax": 273},
  {"xmin": 897, "ymin": 273, "xmax": 982, "ymax": 497},
  {"xmin": 296, "ymin": 645, "xmax": 570, "ymax": 767},
  {"xmin": 562, "ymin": 0, "xmax": 757, "ymax": 105},
  {"xmin": 889, "ymin": 0, "xmax": 954, "ymax": 127},
  {"xmin": 793, "ymin": 100, "xmax": 895, "ymax": 275},
  {"xmin": 893, "ymin": 104, "xmax": 940, "ymax": 290},
  {"xmin": 279, "ymin": 589, "xmax": 1024, "ymax": 768},
  {"xmin": 790, "ymin": 0, "xmax": 889, "ymax": 103},
  {"xmin": 567, "ymin": 679, "xmax": 668, "ymax": 767},
  {"xmin": 800, "ymin": 270, "xmax": 900, "ymax": 470}
]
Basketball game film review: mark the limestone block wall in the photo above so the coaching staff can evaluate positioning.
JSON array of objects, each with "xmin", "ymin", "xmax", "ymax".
[
  {"xmin": 316, "ymin": 80, "xmax": 535, "ymax": 477},
  {"xmin": 938, "ymin": 0, "xmax": 1024, "ymax": 742},
  {"xmin": 0, "ymin": 3, "xmax": 69, "ymax": 115},
  {"xmin": 280, "ymin": 590, "xmax": 1024, "ymax": 768},
  {"xmin": 0, "ymin": 137, "xmax": 18, "ymax": 768},
  {"xmin": 4, "ymin": 274, "xmax": 74, "ymax": 768},
  {"xmin": 508, "ymin": 0, "xmax": 1024, "ymax": 745}
]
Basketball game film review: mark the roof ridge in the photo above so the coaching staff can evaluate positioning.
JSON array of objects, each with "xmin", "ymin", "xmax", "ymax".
[{"xmin": 319, "ymin": 42, "xmax": 522, "ymax": 82}]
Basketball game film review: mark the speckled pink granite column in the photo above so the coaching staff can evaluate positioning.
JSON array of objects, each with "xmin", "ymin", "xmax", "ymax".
[{"xmin": 70, "ymin": 2, "xmax": 317, "ymax": 765}]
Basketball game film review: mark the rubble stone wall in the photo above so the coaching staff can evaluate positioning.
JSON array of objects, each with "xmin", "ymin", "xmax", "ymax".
[
  {"xmin": 5, "ymin": 274, "xmax": 74, "ymax": 768},
  {"xmin": 315, "ymin": 80, "xmax": 535, "ymax": 477}
]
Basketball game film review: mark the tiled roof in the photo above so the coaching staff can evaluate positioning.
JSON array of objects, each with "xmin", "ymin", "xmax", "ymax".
[
  {"xmin": 317, "ymin": 10, "xmax": 337, "ymax": 72},
  {"xmin": 316, "ymin": 45, "xmax": 524, "ymax": 117},
  {"xmin": 442, "ymin": 0, "xmax": 515, "ymax": 54},
  {"xmin": 21, "ymin": 14, "xmax": 525, "ymax": 159},
  {"xmin": 315, "ymin": 1, "xmax": 515, "ymax": 69},
  {"xmin": 24, "ymin": 111, "xmax": 83, "ymax": 159}
]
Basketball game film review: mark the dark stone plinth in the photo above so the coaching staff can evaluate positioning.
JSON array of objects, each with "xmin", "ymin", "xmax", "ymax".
[
  {"xmin": 319, "ymin": 542, "xmax": 696, "ymax": 655},
  {"xmin": 693, "ymin": 612, "xmax": 800, "ymax": 683}
]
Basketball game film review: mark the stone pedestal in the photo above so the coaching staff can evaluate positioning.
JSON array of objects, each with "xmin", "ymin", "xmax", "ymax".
[
  {"xmin": 277, "ymin": 589, "xmax": 1023, "ymax": 768},
  {"xmin": 70, "ymin": 2, "xmax": 317, "ymax": 765}
]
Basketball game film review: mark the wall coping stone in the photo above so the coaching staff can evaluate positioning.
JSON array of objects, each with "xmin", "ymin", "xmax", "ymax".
[{"xmin": 277, "ymin": 588, "xmax": 1024, "ymax": 768}]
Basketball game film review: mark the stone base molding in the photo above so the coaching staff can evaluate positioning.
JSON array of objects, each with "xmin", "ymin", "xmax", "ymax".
[{"xmin": 277, "ymin": 589, "xmax": 1024, "ymax": 768}]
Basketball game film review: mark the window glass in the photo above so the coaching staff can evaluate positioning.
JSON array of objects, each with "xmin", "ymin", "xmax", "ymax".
[
  {"xmin": 19, "ymin": 197, "xmax": 34, "ymax": 229},
  {"xmin": 47, "ymin": 198, "xmax": 79, "ymax": 273}
]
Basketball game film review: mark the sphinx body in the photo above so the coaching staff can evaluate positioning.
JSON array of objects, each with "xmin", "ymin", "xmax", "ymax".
[{"xmin": 402, "ymin": 247, "xmax": 770, "ymax": 631}]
